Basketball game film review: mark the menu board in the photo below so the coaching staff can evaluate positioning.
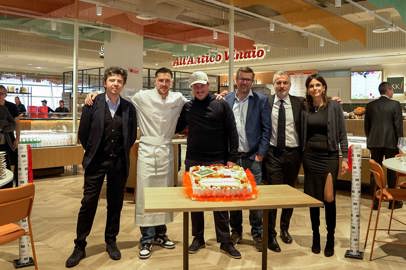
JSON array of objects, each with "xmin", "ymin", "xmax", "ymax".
[{"xmin": 351, "ymin": 71, "xmax": 382, "ymax": 99}]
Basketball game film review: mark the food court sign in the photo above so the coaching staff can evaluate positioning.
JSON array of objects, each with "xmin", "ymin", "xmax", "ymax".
[{"xmin": 172, "ymin": 48, "xmax": 266, "ymax": 68}]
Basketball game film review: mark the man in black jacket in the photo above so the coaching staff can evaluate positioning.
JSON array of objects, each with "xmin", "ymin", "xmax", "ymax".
[
  {"xmin": 364, "ymin": 81, "xmax": 403, "ymax": 209},
  {"xmin": 176, "ymin": 71, "xmax": 241, "ymax": 259},
  {"xmin": 65, "ymin": 67, "xmax": 137, "ymax": 268}
]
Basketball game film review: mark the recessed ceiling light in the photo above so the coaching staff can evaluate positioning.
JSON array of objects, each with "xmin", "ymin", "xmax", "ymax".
[
  {"xmin": 27, "ymin": 63, "xmax": 33, "ymax": 66},
  {"xmin": 136, "ymin": 14, "xmax": 157, "ymax": 20},
  {"xmin": 35, "ymin": 66, "xmax": 42, "ymax": 69}
]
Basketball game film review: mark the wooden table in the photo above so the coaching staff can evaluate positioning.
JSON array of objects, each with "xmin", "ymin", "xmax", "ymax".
[
  {"xmin": 0, "ymin": 169, "xmax": 13, "ymax": 187},
  {"xmin": 383, "ymin": 156, "xmax": 406, "ymax": 174},
  {"xmin": 144, "ymin": 184, "xmax": 322, "ymax": 270}
]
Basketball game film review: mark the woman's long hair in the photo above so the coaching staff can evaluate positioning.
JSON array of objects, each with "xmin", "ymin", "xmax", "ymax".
[{"xmin": 304, "ymin": 73, "xmax": 329, "ymax": 112}]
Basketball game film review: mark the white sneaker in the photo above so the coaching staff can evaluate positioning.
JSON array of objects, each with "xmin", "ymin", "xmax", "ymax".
[
  {"xmin": 154, "ymin": 235, "xmax": 175, "ymax": 249},
  {"xmin": 139, "ymin": 243, "xmax": 152, "ymax": 259}
]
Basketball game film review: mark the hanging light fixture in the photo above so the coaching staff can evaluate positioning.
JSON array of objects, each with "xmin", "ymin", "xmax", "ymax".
[
  {"xmin": 319, "ymin": 39, "xmax": 325, "ymax": 47},
  {"xmin": 96, "ymin": 4, "xmax": 103, "ymax": 16},
  {"xmin": 335, "ymin": 0, "xmax": 341, "ymax": 8},
  {"xmin": 50, "ymin": 21, "xmax": 57, "ymax": 31},
  {"xmin": 269, "ymin": 22, "xmax": 275, "ymax": 32},
  {"xmin": 213, "ymin": 30, "xmax": 218, "ymax": 40}
]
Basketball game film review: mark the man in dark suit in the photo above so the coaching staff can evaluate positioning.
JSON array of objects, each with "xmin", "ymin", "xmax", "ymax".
[
  {"xmin": 364, "ymin": 81, "xmax": 403, "ymax": 209},
  {"xmin": 263, "ymin": 71, "xmax": 304, "ymax": 252},
  {"xmin": 225, "ymin": 67, "xmax": 271, "ymax": 252},
  {"xmin": 65, "ymin": 67, "xmax": 137, "ymax": 268}
]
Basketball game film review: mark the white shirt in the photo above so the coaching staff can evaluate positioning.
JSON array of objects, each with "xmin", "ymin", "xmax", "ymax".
[
  {"xmin": 233, "ymin": 90, "xmax": 253, "ymax": 153},
  {"xmin": 105, "ymin": 94, "xmax": 120, "ymax": 118},
  {"xmin": 270, "ymin": 95, "xmax": 299, "ymax": 148}
]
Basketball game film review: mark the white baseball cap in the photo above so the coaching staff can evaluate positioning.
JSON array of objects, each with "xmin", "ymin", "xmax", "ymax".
[{"xmin": 189, "ymin": 71, "xmax": 209, "ymax": 87}]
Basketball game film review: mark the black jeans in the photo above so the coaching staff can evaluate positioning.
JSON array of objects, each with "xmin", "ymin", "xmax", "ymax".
[{"xmin": 74, "ymin": 156, "xmax": 127, "ymax": 248}]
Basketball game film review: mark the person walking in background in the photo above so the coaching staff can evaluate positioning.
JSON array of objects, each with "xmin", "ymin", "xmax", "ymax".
[
  {"xmin": 14, "ymin": 96, "xmax": 26, "ymax": 115},
  {"xmin": 0, "ymin": 85, "xmax": 21, "ymax": 187},
  {"xmin": 263, "ymin": 71, "xmax": 304, "ymax": 253},
  {"xmin": 364, "ymin": 81, "xmax": 404, "ymax": 209},
  {"xmin": 41, "ymin": 99, "xmax": 54, "ymax": 113},
  {"xmin": 302, "ymin": 74, "xmax": 348, "ymax": 257},
  {"xmin": 225, "ymin": 67, "xmax": 271, "ymax": 252},
  {"xmin": 176, "ymin": 71, "xmax": 242, "ymax": 259},
  {"xmin": 65, "ymin": 67, "xmax": 137, "ymax": 268},
  {"xmin": 55, "ymin": 99, "xmax": 70, "ymax": 113}
]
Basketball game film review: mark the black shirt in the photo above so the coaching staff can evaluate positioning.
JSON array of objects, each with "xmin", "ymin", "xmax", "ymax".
[
  {"xmin": 55, "ymin": 107, "xmax": 69, "ymax": 113},
  {"xmin": 5, "ymin": 100, "xmax": 19, "ymax": 118},
  {"xmin": 176, "ymin": 94, "xmax": 239, "ymax": 163},
  {"xmin": 306, "ymin": 107, "xmax": 328, "ymax": 151},
  {"xmin": 17, "ymin": 103, "xmax": 26, "ymax": 114}
]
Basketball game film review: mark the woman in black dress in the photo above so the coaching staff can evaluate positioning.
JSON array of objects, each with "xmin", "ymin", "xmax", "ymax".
[{"xmin": 302, "ymin": 74, "xmax": 348, "ymax": 257}]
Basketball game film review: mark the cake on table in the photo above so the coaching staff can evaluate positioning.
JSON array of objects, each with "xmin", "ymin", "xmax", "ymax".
[{"xmin": 183, "ymin": 164, "xmax": 257, "ymax": 201}]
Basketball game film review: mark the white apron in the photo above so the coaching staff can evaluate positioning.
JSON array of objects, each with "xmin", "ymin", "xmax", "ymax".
[{"xmin": 132, "ymin": 89, "xmax": 186, "ymax": 226}]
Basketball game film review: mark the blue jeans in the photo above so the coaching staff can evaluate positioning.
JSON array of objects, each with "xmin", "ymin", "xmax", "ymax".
[
  {"xmin": 140, "ymin": 225, "xmax": 167, "ymax": 245},
  {"xmin": 229, "ymin": 157, "xmax": 263, "ymax": 238}
]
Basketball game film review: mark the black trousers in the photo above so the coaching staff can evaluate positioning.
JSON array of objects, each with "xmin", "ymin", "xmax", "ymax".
[
  {"xmin": 186, "ymin": 159, "xmax": 232, "ymax": 244},
  {"xmin": 74, "ymin": 156, "xmax": 127, "ymax": 248},
  {"xmin": 263, "ymin": 146, "xmax": 301, "ymax": 237},
  {"xmin": 369, "ymin": 148, "xmax": 398, "ymax": 194}
]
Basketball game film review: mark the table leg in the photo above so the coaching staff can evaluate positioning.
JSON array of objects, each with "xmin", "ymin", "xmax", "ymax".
[
  {"xmin": 262, "ymin": 209, "xmax": 269, "ymax": 270},
  {"xmin": 183, "ymin": 212, "xmax": 189, "ymax": 270}
]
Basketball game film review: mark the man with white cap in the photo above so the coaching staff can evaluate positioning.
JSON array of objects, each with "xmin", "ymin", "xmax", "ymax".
[{"xmin": 176, "ymin": 71, "xmax": 241, "ymax": 259}]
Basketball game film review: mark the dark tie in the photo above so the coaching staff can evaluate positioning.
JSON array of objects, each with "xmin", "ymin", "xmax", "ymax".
[{"xmin": 277, "ymin": 100, "xmax": 286, "ymax": 149}]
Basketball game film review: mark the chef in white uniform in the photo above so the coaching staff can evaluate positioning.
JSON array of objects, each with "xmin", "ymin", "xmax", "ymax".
[{"xmin": 133, "ymin": 67, "xmax": 186, "ymax": 259}]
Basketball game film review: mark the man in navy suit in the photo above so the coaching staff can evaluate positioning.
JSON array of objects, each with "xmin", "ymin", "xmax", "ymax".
[
  {"xmin": 225, "ymin": 67, "xmax": 271, "ymax": 252},
  {"xmin": 264, "ymin": 71, "xmax": 304, "ymax": 252},
  {"xmin": 65, "ymin": 67, "xmax": 137, "ymax": 268},
  {"xmin": 365, "ymin": 81, "xmax": 403, "ymax": 209}
]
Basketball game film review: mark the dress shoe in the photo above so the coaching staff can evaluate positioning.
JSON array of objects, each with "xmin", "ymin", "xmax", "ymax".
[
  {"xmin": 188, "ymin": 237, "xmax": 205, "ymax": 254},
  {"xmin": 268, "ymin": 236, "xmax": 281, "ymax": 252},
  {"xmin": 154, "ymin": 234, "xmax": 176, "ymax": 249},
  {"xmin": 230, "ymin": 231, "xmax": 242, "ymax": 245},
  {"xmin": 280, "ymin": 229, "xmax": 293, "ymax": 244},
  {"xmin": 65, "ymin": 247, "xmax": 86, "ymax": 268},
  {"xmin": 388, "ymin": 200, "xmax": 403, "ymax": 210},
  {"xmin": 253, "ymin": 236, "xmax": 263, "ymax": 252},
  {"xmin": 139, "ymin": 243, "xmax": 152, "ymax": 259},
  {"xmin": 106, "ymin": 242, "xmax": 121, "ymax": 260},
  {"xmin": 220, "ymin": 243, "xmax": 241, "ymax": 259}
]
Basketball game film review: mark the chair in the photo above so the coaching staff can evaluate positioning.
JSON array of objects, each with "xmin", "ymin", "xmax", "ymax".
[
  {"xmin": 364, "ymin": 159, "xmax": 406, "ymax": 260},
  {"xmin": 0, "ymin": 183, "xmax": 38, "ymax": 270}
]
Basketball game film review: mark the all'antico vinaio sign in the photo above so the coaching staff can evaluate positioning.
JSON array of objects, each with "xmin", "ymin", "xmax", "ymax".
[{"xmin": 172, "ymin": 48, "xmax": 266, "ymax": 68}]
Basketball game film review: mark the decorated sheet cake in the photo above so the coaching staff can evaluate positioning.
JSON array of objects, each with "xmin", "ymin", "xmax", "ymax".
[{"xmin": 183, "ymin": 164, "xmax": 257, "ymax": 201}]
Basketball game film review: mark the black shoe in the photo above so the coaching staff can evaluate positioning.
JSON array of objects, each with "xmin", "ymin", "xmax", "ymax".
[
  {"xmin": 311, "ymin": 233, "xmax": 320, "ymax": 254},
  {"xmin": 220, "ymin": 243, "xmax": 241, "ymax": 259},
  {"xmin": 231, "ymin": 231, "xmax": 242, "ymax": 245},
  {"xmin": 324, "ymin": 237, "xmax": 334, "ymax": 257},
  {"xmin": 188, "ymin": 237, "xmax": 205, "ymax": 254},
  {"xmin": 154, "ymin": 235, "xmax": 176, "ymax": 249},
  {"xmin": 372, "ymin": 200, "xmax": 379, "ymax": 210},
  {"xmin": 268, "ymin": 236, "xmax": 281, "ymax": 252},
  {"xmin": 280, "ymin": 229, "xmax": 293, "ymax": 244},
  {"xmin": 139, "ymin": 243, "xmax": 152, "ymax": 259},
  {"xmin": 388, "ymin": 200, "xmax": 403, "ymax": 210},
  {"xmin": 106, "ymin": 242, "xmax": 121, "ymax": 260},
  {"xmin": 253, "ymin": 236, "xmax": 263, "ymax": 252},
  {"xmin": 65, "ymin": 247, "xmax": 86, "ymax": 268}
]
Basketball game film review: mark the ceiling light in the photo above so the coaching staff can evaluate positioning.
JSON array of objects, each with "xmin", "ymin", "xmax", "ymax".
[
  {"xmin": 372, "ymin": 24, "xmax": 399, "ymax": 33},
  {"xmin": 50, "ymin": 21, "xmax": 57, "ymax": 31},
  {"xmin": 335, "ymin": 0, "xmax": 341, "ymax": 8},
  {"xmin": 269, "ymin": 22, "xmax": 275, "ymax": 32},
  {"xmin": 136, "ymin": 14, "xmax": 157, "ymax": 20},
  {"xmin": 213, "ymin": 30, "xmax": 218, "ymax": 40},
  {"xmin": 319, "ymin": 39, "xmax": 325, "ymax": 47},
  {"xmin": 96, "ymin": 5, "xmax": 102, "ymax": 16}
]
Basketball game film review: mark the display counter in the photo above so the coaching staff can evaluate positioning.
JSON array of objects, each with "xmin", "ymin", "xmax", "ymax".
[{"xmin": 345, "ymin": 119, "xmax": 406, "ymax": 136}]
